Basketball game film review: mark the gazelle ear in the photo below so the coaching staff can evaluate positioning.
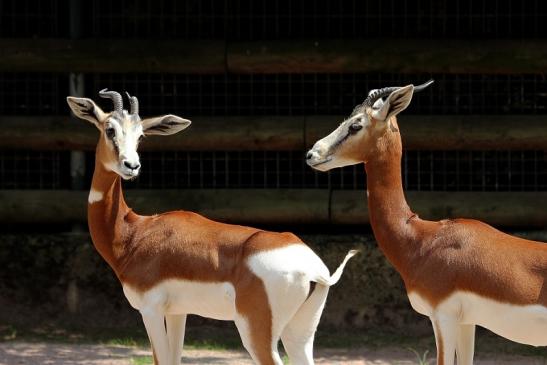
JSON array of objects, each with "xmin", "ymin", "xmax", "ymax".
[
  {"xmin": 66, "ymin": 97, "xmax": 107, "ymax": 128},
  {"xmin": 142, "ymin": 115, "xmax": 192, "ymax": 136},
  {"xmin": 371, "ymin": 84, "xmax": 414, "ymax": 122}
]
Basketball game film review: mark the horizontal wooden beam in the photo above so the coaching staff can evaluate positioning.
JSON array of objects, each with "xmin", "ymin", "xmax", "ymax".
[
  {"xmin": 0, "ymin": 39, "xmax": 226, "ymax": 73},
  {"xmin": 1, "ymin": 115, "xmax": 546, "ymax": 151},
  {"xmin": 228, "ymin": 39, "xmax": 547, "ymax": 74},
  {"xmin": 2, "ymin": 38, "xmax": 547, "ymax": 74},
  {"xmin": 1, "ymin": 189, "xmax": 546, "ymax": 228}
]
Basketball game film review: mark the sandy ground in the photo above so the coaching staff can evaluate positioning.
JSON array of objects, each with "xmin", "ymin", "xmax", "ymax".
[{"xmin": 0, "ymin": 342, "xmax": 545, "ymax": 365}]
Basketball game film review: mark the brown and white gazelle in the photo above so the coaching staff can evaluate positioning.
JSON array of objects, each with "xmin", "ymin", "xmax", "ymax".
[
  {"xmin": 306, "ymin": 81, "xmax": 547, "ymax": 365},
  {"xmin": 67, "ymin": 90, "xmax": 357, "ymax": 365}
]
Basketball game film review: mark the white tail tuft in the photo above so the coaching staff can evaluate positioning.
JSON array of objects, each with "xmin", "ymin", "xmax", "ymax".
[{"xmin": 315, "ymin": 249, "xmax": 359, "ymax": 286}]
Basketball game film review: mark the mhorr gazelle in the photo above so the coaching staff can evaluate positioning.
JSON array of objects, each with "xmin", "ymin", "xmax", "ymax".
[
  {"xmin": 66, "ymin": 90, "xmax": 357, "ymax": 365},
  {"xmin": 306, "ymin": 80, "xmax": 547, "ymax": 365}
]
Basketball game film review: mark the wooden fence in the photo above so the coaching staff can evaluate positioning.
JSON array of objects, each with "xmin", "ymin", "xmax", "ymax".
[
  {"xmin": 2, "ymin": 39, "xmax": 547, "ymax": 74},
  {"xmin": 1, "ymin": 190, "xmax": 546, "ymax": 228},
  {"xmin": 1, "ymin": 38, "xmax": 547, "ymax": 227},
  {"xmin": 1, "ymin": 115, "xmax": 547, "ymax": 151}
]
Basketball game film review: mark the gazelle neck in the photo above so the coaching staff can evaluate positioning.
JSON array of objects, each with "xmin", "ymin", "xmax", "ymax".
[
  {"xmin": 88, "ymin": 156, "xmax": 139, "ymax": 273},
  {"xmin": 365, "ymin": 127, "xmax": 418, "ymax": 274}
]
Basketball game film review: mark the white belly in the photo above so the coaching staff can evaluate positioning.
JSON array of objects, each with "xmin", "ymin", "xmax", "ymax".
[
  {"xmin": 123, "ymin": 280, "xmax": 237, "ymax": 321},
  {"xmin": 408, "ymin": 291, "xmax": 547, "ymax": 346}
]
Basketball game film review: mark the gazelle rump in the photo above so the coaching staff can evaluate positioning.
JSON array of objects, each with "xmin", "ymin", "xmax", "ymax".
[
  {"xmin": 67, "ymin": 90, "xmax": 357, "ymax": 365},
  {"xmin": 306, "ymin": 81, "xmax": 547, "ymax": 365}
]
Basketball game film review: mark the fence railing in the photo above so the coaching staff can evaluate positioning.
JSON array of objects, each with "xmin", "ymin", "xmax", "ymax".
[
  {"xmin": 2, "ymin": 39, "xmax": 547, "ymax": 74},
  {"xmin": 1, "ymin": 189, "xmax": 545, "ymax": 227},
  {"xmin": 1, "ymin": 115, "xmax": 547, "ymax": 151},
  {"xmin": 2, "ymin": 36, "xmax": 547, "ymax": 227}
]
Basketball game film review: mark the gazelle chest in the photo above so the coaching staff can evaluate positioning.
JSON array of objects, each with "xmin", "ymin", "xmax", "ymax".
[{"xmin": 123, "ymin": 280, "xmax": 237, "ymax": 321}]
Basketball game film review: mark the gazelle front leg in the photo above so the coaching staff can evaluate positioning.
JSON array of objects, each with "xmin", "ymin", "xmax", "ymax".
[
  {"xmin": 142, "ymin": 310, "xmax": 169, "ymax": 365},
  {"xmin": 166, "ymin": 314, "xmax": 187, "ymax": 365},
  {"xmin": 431, "ymin": 315, "xmax": 458, "ymax": 365},
  {"xmin": 456, "ymin": 324, "xmax": 475, "ymax": 365}
]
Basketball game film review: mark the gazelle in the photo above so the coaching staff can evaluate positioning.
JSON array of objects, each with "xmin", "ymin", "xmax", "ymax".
[
  {"xmin": 306, "ymin": 81, "xmax": 547, "ymax": 365},
  {"xmin": 66, "ymin": 89, "xmax": 357, "ymax": 365}
]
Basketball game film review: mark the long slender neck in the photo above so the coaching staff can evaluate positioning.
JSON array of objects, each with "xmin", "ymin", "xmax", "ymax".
[
  {"xmin": 88, "ymin": 156, "xmax": 138, "ymax": 273},
  {"xmin": 365, "ymin": 129, "xmax": 418, "ymax": 274}
]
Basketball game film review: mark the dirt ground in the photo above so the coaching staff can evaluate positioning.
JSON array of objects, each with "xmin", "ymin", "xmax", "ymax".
[{"xmin": 0, "ymin": 342, "xmax": 546, "ymax": 365}]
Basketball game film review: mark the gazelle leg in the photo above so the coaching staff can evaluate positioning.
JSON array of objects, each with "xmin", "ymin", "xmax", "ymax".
[
  {"xmin": 166, "ymin": 314, "xmax": 187, "ymax": 365},
  {"xmin": 456, "ymin": 324, "xmax": 475, "ymax": 365},
  {"xmin": 430, "ymin": 315, "xmax": 458, "ymax": 365},
  {"xmin": 235, "ymin": 314, "xmax": 283, "ymax": 365},
  {"xmin": 142, "ymin": 311, "xmax": 169, "ymax": 365},
  {"xmin": 281, "ymin": 284, "xmax": 330, "ymax": 365}
]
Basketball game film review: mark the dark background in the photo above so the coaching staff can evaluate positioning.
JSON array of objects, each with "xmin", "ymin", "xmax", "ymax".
[
  {"xmin": 1, "ymin": 0, "xmax": 547, "ymax": 349},
  {"xmin": 2, "ymin": 0, "xmax": 547, "ymax": 197}
]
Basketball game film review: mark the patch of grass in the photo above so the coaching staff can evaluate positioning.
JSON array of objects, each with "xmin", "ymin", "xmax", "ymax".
[
  {"xmin": 130, "ymin": 356, "xmax": 152, "ymax": 365},
  {"xmin": 406, "ymin": 347, "xmax": 430, "ymax": 365},
  {"xmin": 3, "ymin": 320, "xmax": 547, "ymax": 361}
]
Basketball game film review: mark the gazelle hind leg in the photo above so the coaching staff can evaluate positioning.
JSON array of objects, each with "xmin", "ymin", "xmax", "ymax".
[
  {"xmin": 235, "ymin": 314, "xmax": 283, "ymax": 365},
  {"xmin": 456, "ymin": 324, "xmax": 475, "ymax": 365},
  {"xmin": 281, "ymin": 284, "xmax": 330, "ymax": 365},
  {"xmin": 431, "ymin": 315, "xmax": 458, "ymax": 365},
  {"xmin": 142, "ymin": 311, "xmax": 169, "ymax": 365},
  {"xmin": 166, "ymin": 314, "xmax": 187, "ymax": 365}
]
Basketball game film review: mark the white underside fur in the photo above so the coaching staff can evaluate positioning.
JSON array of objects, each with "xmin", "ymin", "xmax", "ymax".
[
  {"xmin": 123, "ymin": 280, "xmax": 237, "ymax": 320},
  {"xmin": 408, "ymin": 291, "xmax": 547, "ymax": 346},
  {"xmin": 122, "ymin": 244, "xmax": 356, "ymax": 365},
  {"xmin": 88, "ymin": 189, "xmax": 103, "ymax": 204}
]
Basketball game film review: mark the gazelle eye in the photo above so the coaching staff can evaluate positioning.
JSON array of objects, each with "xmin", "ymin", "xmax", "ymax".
[
  {"xmin": 105, "ymin": 127, "xmax": 116, "ymax": 139},
  {"xmin": 349, "ymin": 123, "xmax": 363, "ymax": 134}
]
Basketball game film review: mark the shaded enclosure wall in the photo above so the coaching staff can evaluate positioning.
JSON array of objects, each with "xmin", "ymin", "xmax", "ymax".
[{"xmin": 0, "ymin": 233, "xmax": 430, "ymax": 334}]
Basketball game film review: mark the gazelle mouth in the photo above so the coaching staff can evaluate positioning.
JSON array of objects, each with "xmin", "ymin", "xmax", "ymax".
[
  {"xmin": 307, "ymin": 156, "xmax": 333, "ymax": 168},
  {"xmin": 120, "ymin": 169, "xmax": 140, "ymax": 180}
]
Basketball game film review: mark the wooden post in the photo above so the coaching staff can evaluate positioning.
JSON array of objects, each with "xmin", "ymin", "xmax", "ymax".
[{"xmin": 67, "ymin": 0, "xmax": 84, "ymax": 314}]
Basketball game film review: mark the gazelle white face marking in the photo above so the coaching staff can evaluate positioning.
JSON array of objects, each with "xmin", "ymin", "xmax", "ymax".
[
  {"xmin": 102, "ymin": 114, "xmax": 144, "ymax": 180},
  {"xmin": 306, "ymin": 112, "xmax": 370, "ymax": 171},
  {"xmin": 67, "ymin": 89, "xmax": 191, "ymax": 181}
]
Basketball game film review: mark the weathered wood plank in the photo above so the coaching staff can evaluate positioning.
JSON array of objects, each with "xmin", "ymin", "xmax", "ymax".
[
  {"xmin": 1, "ymin": 189, "xmax": 546, "ymax": 227},
  {"xmin": 305, "ymin": 115, "xmax": 547, "ymax": 150},
  {"xmin": 2, "ymin": 38, "xmax": 547, "ymax": 74},
  {"xmin": 331, "ymin": 190, "xmax": 547, "ymax": 227},
  {"xmin": 0, "ymin": 39, "xmax": 226, "ymax": 73},
  {"xmin": 1, "ymin": 115, "xmax": 542, "ymax": 151},
  {"xmin": 228, "ymin": 39, "xmax": 547, "ymax": 74},
  {"xmin": 0, "ymin": 189, "xmax": 329, "ymax": 225},
  {"xmin": 0, "ymin": 116, "xmax": 305, "ymax": 151}
]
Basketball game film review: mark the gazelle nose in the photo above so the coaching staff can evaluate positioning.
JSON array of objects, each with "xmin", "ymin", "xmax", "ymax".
[
  {"xmin": 306, "ymin": 151, "xmax": 314, "ymax": 160},
  {"xmin": 123, "ymin": 160, "xmax": 140, "ymax": 170}
]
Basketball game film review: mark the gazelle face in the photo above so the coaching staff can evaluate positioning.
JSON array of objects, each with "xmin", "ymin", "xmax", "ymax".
[
  {"xmin": 306, "ymin": 84, "xmax": 418, "ymax": 171},
  {"xmin": 306, "ymin": 112, "xmax": 372, "ymax": 171},
  {"xmin": 100, "ymin": 111, "xmax": 144, "ymax": 179},
  {"xmin": 67, "ymin": 90, "xmax": 191, "ymax": 180}
]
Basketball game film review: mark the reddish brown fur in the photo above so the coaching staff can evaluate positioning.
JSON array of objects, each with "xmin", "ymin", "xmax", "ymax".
[
  {"xmin": 359, "ymin": 118, "xmax": 547, "ymax": 307},
  {"xmin": 88, "ymin": 138, "xmax": 303, "ymax": 365}
]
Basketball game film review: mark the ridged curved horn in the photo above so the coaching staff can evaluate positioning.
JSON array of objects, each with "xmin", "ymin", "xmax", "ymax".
[
  {"xmin": 98, "ymin": 88, "xmax": 123, "ymax": 114},
  {"xmin": 362, "ymin": 79, "xmax": 435, "ymax": 109},
  {"xmin": 363, "ymin": 87, "xmax": 400, "ymax": 108},
  {"xmin": 125, "ymin": 92, "xmax": 139, "ymax": 116}
]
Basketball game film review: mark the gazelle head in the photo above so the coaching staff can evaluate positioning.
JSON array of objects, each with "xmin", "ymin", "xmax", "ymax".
[
  {"xmin": 67, "ymin": 89, "xmax": 191, "ymax": 180},
  {"xmin": 306, "ymin": 80, "xmax": 433, "ymax": 171}
]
